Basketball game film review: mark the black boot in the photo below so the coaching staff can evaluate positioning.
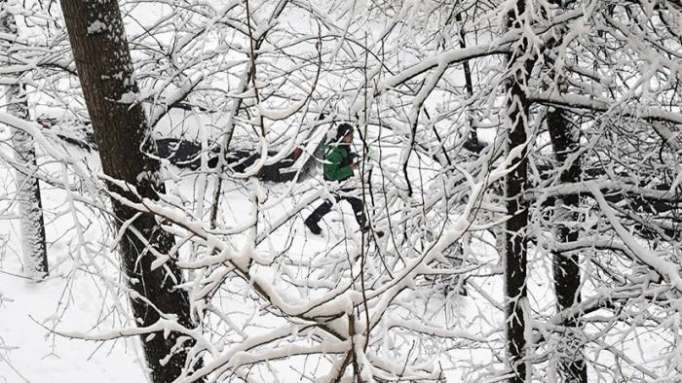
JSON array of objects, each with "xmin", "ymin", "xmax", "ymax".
[{"xmin": 305, "ymin": 217, "xmax": 322, "ymax": 235}]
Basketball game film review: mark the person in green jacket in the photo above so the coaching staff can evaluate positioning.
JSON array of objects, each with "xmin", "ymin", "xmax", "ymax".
[{"xmin": 305, "ymin": 123, "xmax": 367, "ymax": 235}]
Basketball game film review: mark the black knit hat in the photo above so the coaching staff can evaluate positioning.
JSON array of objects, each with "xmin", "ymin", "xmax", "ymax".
[{"xmin": 336, "ymin": 123, "xmax": 354, "ymax": 140}]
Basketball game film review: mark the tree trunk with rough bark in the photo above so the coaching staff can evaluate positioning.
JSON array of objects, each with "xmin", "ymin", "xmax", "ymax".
[
  {"xmin": 1, "ymin": 3, "xmax": 48, "ymax": 280},
  {"xmin": 548, "ymin": 107, "xmax": 587, "ymax": 383},
  {"xmin": 9, "ymin": 87, "xmax": 48, "ymax": 280},
  {"xmin": 503, "ymin": 1, "xmax": 533, "ymax": 381},
  {"xmin": 58, "ymin": 0, "xmax": 199, "ymax": 381}
]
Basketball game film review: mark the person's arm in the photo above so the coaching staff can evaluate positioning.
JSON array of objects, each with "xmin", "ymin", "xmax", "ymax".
[{"xmin": 349, "ymin": 151, "xmax": 360, "ymax": 169}]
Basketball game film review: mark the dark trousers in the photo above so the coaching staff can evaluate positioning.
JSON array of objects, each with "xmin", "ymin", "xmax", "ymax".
[{"xmin": 306, "ymin": 189, "xmax": 367, "ymax": 228}]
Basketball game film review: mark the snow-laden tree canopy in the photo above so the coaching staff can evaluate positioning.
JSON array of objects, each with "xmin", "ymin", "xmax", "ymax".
[{"xmin": 3, "ymin": 0, "xmax": 682, "ymax": 382}]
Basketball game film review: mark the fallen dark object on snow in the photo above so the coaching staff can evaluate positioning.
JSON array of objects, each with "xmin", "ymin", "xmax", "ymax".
[
  {"xmin": 155, "ymin": 138, "xmax": 302, "ymax": 182},
  {"xmin": 38, "ymin": 116, "xmax": 310, "ymax": 183}
]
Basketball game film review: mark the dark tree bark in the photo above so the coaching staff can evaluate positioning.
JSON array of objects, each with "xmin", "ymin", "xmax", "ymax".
[
  {"xmin": 547, "ymin": 108, "xmax": 587, "ymax": 383},
  {"xmin": 8, "ymin": 86, "xmax": 49, "ymax": 280},
  {"xmin": 503, "ymin": 1, "xmax": 533, "ymax": 381},
  {"xmin": 1, "ymin": 3, "xmax": 48, "ymax": 280},
  {"xmin": 58, "ymin": 0, "xmax": 199, "ymax": 381},
  {"xmin": 455, "ymin": 10, "xmax": 482, "ymax": 153}
]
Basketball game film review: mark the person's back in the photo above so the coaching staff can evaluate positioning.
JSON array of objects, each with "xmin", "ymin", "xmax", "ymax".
[{"xmin": 323, "ymin": 142, "xmax": 354, "ymax": 182}]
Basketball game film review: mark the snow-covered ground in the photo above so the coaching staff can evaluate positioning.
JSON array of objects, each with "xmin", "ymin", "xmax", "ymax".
[
  {"xmin": 0, "ymin": 274, "xmax": 145, "ymax": 383},
  {"xmin": 0, "ymin": 158, "xmax": 146, "ymax": 382},
  {"xmin": 0, "ymin": 132, "xmax": 675, "ymax": 383},
  {"xmin": 0, "ymin": 144, "xmax": 485, "ymax": 381}
]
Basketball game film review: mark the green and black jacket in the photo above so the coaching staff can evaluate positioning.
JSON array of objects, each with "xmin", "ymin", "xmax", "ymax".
[{"xmin": 323, "ymin": 143, "xmax": 354, "ymax": 181}]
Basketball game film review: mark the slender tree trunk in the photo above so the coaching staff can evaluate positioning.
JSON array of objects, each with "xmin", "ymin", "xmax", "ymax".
[
  {"xmin": 9, "ymin": 87, "xmax": 48, "ymax": 280},
  {"xmin": 547, "ymin": 107, "xmax": 587, "ymax": 383},
  {"xmin": 503, "ymin": 1, "xmax": 533, "ymax": 381},
  {"xmin": 58, "ymin": 0, "xmax": 199, "ymax": 381},
  {"xmin": 1, "ymin": 4, "xmax": 48, "ymax": 280},
  {"xmin": 455, "ymin": 11, "xmax": 480, "ymax": 151}
]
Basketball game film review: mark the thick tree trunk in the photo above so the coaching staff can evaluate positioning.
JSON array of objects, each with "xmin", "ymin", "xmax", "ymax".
[
  {"xmin": 1, "ymin": 4, "xmax": 48, "ymax": 280},
  {"xmin": 547, "ymin": 107, "xmax": 587, "ymax": 383},
  {"xmin": 58, "ymin": 0, "xmax": 198, "ymax": 381},
  {"xmin": 504, "ymin": 88, "xmax": 530, "ymax": 383},
  {"xmin": 503, "ymin": 1, "xmax": 533, "ymax": 381}
]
